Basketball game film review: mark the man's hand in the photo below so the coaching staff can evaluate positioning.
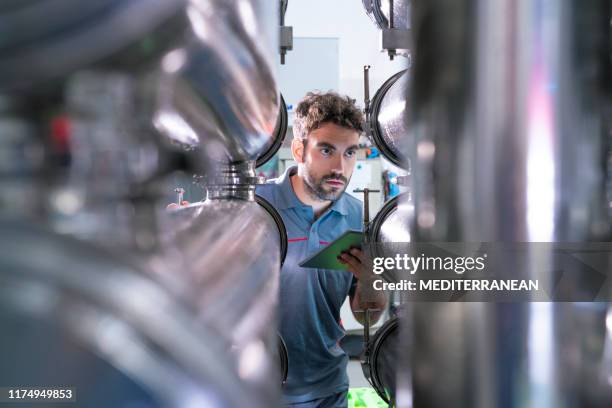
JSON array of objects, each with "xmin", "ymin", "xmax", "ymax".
[
  {"xmin": 338, "ymin": 247, "xmax": 387, "ymax": 326},
  {"xmin": 338, "ymin": 247, "xmax": 371, "ymax": 280}
]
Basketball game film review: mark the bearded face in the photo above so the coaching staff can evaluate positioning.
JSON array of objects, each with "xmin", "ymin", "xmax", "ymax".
[
  {"xmin": 296, "ymin": 123, "xmax": 359, "ymax": 202},
  {"xmin": 302, "ymin": 168, "xmax": 350, "ymax": 201}
]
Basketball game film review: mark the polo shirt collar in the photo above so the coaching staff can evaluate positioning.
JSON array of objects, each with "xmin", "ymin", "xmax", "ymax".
[{"xmin": 276, "ymin": 166, "xmax": 349, "ymax": 216}]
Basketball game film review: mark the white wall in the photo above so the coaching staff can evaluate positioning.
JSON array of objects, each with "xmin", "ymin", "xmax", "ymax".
[{"xmin": 283, "ymin": 0, "xmax": 408, "ymax": 104}]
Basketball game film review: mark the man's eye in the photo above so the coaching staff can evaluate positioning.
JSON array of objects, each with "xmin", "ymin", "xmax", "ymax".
[
  {"xmin": 320, "ymin": 148, "xmax": 331, "ymax": 155},
  {"xmin": 345, "ymin": 150, "xmax": 356, "ymax": 158}
]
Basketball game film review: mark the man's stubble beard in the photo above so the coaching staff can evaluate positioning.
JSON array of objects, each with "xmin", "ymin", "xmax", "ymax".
[{"xmin": 303, "ymin": 166, "xmax": 350, "ymax": 202}]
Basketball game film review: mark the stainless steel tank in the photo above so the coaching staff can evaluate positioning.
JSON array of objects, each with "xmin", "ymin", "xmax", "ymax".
[
  {"xmin": 165, "ymin": 197, "xmax": 283, "ymax": 343},
  {"xmin": 0, "ymin": 0, "xmax": 281, "ymax": 165},
  {"xmin": 154, "ymin": 0, "xmax": 281, "ymax": 164},
  {"xmin": 404, "ymin": 1, "xmax": 612, "ymax": 407},
  {"xmin": 42, "ymin": 1, "xmax": 286, "ymax": 400},
  {"xmin": 0, "ymin": 1, "xmax": 285, "ymax": 406},
  {"xmin": 360, "ymin": 192, "xmax": 413, "ymax": 404},
  {"xmin": 369, "ymin": 70, "xmax": 411, "ymax": 168},
  {"xmin": 0, "ymin": 219, "xmax": 260, "ymax": 408},
  {"xmin": 0, "ymin": 65, "xmax": 278, "ymax": 408},
  {"xmin": 367, "ymin": 192, "xmax": 413, "ymax": 283},
  {"xmin": 162, "ymin": 180, "xmax": 287, "ymax": 392}
]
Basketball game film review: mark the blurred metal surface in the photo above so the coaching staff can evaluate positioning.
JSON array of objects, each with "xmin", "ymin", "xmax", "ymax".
[
  {"xmin": 165, "ymin": 198, "xmax": 281, "ymax": 341},
  {"xmin": 0, "ymin": 0, "xmax": 187, "ymax": 91},
  {"xmin": 163, "ymin": 197, "xmax": 282, "ymax": 399},
  {"xmin": 0, "ymin": 1, "xmax": 284, "ymax": 406},
  {"xmin": 369, "ymin": 70, "xmax": 410, "ymax": 168},
  {"xmin": 0, "ymin": 0, "xmax": 281, "ymax": 165},
  {"xmin": 154, "ymin": 0, "xmax": 281, "ymax": 164},
  {"xmin": 0, "ymin": 112, "xmax": 46, "ymax": 218},
  {"xmin": 0, "ymin": 219, "xmax": 260, "ymax": 408},
  {"xmin": 405, "ymin": 1, "xmax": 612, "ymax": 408}
]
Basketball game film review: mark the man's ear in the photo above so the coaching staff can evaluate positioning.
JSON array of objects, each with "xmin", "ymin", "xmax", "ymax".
[{"xmin": 291, "ymin": 138, "xmax": 305, "ymax": 163}]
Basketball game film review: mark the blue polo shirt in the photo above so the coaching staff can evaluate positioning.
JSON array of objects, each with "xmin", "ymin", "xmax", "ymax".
[{"xmin": 256, "ymin": 166, "xmax": 363, "ymax": 404}]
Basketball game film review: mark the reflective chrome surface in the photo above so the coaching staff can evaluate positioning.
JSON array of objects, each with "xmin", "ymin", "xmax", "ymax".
[
  {"xmin": 0, "ymin": 219, "xmax": 259, "ymax": 408},
  {"xmin": 368, "ymin": 193, "xmax": 413, "ymax": 282},
  {"xmin": 165, "ymin": 199, "xmax": 280, "ymax": 341},
  {"xmin": 0, "ymin": 1, "xmax": 284, "ymax": 406},
  {"xmin": 406, "ymin": 1, "xmax": 612, "ymax": 407},
  {"xmin": 155, "ymin": 0, "xmax": 280, "ymax": 164},
  {"xmin": 370, "ymin": 70, "xmax": 410, "ymax": 168},
  {"xmin": 164, "ymin": 198, "xmax": 282, "ymax": 400}
]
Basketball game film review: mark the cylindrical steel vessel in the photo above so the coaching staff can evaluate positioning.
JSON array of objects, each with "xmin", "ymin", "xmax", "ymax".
[
  {"xmin": 369, "ymin": 70, "xmax": 410, "ymax": 168},
  {"xmin": 0, "ymin": 1, "xmax": 285, "ymax": 406},
  {"xmin": 165, "ymin": 198, "xmax": 282, "ymax": 341},
  {"xmin": 369, "ymin": 193, "xmax": 413, "ymax": 244},
  {"xmin": 154, "ymin": 0, "xmax": 281, "ymax": 164},
  {"xmin": 163, "ymin": 196, "xmax": 285, "ymax": 398},
  {"xmin": 367, "ymin": 192, "xmax": 413, "ymax": 283},
  {"xmin": 405, "ymin": 1, "xmax": 612, "ymax": 408},
  {"xmin": 0, "ymin": 0, "xmax": 281, "ymax": 166},
  {"xmin": 0, "ymin": 219, "xmax": 262, "ymax": 408}
]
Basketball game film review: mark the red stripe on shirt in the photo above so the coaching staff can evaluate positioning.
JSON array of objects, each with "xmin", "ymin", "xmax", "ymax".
[
  {"xmin": 288, "ymin": 237, "xmax": 308, "ymax": 243},
  {"xmin": 319, "ymin": 241, "xmax": 330, "ymax": 245}
]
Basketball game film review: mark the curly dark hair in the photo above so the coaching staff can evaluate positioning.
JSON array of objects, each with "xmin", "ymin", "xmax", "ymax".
[{"xmin": 293, "ymin": 91, "xmax": 364, "ymax": 142}]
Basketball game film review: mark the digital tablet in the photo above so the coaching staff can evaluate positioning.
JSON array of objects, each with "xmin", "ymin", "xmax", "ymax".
[{"xmin": 299, "ymin": 230, "xmax": 363, "ymax": 270}]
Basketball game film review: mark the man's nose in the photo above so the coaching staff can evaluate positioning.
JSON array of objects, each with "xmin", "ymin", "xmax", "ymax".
[{"xmin": 330, "ymin": 154, "xmax": 345, "ymax": 174}]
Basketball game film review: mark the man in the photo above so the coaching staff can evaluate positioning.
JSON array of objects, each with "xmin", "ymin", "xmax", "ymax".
[{"xmin": 257, "ymin": 91, "xmax": 387, "ymax": 407}]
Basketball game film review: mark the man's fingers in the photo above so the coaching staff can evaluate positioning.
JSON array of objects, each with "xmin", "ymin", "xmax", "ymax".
[
  {"xmin": 339, "ymin": 252, "xmax": 360, "ymax": 265},
  {"xmin": 338, "ymin": 253, "xmax": 362, "ymax": 277},
  {"xmin": 348, "ymin": 248, "xmax": 365, "ymax": 263}
]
